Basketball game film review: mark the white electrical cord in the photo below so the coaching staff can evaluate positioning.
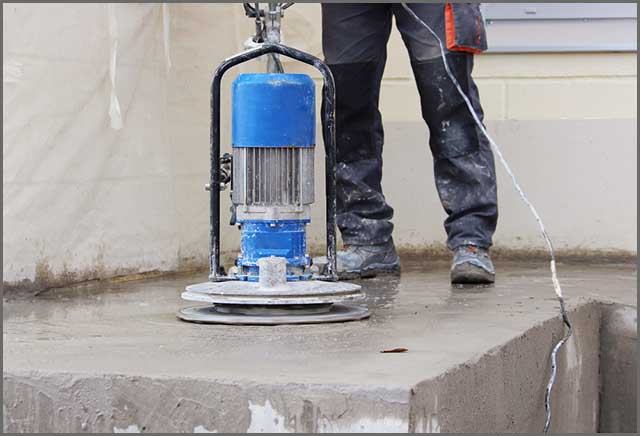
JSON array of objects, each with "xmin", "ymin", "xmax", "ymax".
[{"xmin": 400, "ymin": 4, "xmax": 572, "ymax": 433}]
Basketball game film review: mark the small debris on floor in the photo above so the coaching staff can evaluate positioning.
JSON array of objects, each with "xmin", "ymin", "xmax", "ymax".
[{"xmin": 380, "ymin": 347, "xmax": 408, "ymax": 353}]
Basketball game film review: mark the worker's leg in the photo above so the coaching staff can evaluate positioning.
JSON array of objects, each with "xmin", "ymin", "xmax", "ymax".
[
  {"xmin": 393, "ymin": 3, "xmax": 498, "ymax": 282},
  {"xmin": 322, "ymin": 3, "xmax": 394, "ymax": 246},
  {"xmin": 320, "ymin": 3, "xmax": 400, "ymax": 278}
]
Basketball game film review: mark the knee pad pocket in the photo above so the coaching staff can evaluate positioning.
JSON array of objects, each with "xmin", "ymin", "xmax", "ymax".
[{"xmin": 445, "ymin": 3, "xmax": 488, "ymax": 54}]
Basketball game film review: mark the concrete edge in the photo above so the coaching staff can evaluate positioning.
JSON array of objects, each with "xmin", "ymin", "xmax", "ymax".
[
  {"xmin": 407, "ymin": 301, "xmax": 602, "ymax": 433},
  {"xmin": 2, "ymin": 371, "xmax": 412, "ymax": 433},
  {"xmin": 598, "ymin": 302, "xmax": 638, "ymax": 433}
]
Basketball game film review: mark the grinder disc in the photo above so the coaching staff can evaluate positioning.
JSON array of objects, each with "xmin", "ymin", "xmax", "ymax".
[
  {"xmin": 177, "ymin": 303, "xmax": 370, "ymax": 325},
  {"xmin": 182, "ymin": 279, "xmax": 364, "ymax": 306},
  {"xmin": 179, "ymin": 277, "xmax": 369, "ymax": 325}
]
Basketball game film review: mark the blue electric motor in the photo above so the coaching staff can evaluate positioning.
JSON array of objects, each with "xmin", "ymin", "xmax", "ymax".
[{"xmin": 231, "ymin": 73, "xmax": 316, "ymax": 281}]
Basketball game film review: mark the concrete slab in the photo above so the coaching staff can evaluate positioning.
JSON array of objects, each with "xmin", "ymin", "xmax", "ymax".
[{"xmin": 3, "ymin": 259, "xmax": 636, "ymax": 432}]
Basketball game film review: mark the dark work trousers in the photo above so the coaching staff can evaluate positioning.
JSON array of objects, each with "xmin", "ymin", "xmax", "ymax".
[{"xmin": 322, "ymin": 3, "xmax": 498, "ymax": 250}]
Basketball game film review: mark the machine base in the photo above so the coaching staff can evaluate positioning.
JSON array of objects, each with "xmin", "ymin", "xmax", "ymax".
[
  {"xmin": 177, "ymin": 303, "xmax": 370, "ymax": 325},
  {"xmin": 181, "ymin": 279, "xmax": 364, "ymax": 306},
  {"xmin": 179, "ymin": 278, "xmax": 369, "ymax": 325}
]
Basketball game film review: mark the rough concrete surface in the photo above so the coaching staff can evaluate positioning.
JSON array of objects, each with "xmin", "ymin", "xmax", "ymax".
[
  {"xmin": 598, "ymin": 303, "xmax": 637, "ymax": 433},
  {"xmin": 3, "ymin": 259, "xmax": 636, "ymax": 433}
]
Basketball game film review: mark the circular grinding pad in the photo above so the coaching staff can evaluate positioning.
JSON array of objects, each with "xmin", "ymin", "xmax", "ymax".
[
  {"xmin": 182, "ymin": 279, "xmax": 364, "ymax": 306},
  {"xmin": 177, "ymin": 303, "xmax": 370, "ymax": 325}
]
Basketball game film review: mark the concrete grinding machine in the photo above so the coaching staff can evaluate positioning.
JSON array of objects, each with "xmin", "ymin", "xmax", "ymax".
[{"xmin": 177, "ymin": 2, "xmax": 370, "ymax": 325}]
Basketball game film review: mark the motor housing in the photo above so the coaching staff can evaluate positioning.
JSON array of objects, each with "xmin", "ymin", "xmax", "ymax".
[{"xmin": 231, "ymin": 73, "xmax": 315, "ymax": 280}]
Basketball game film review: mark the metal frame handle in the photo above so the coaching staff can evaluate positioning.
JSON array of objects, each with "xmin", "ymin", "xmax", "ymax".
[{"xmin": 209, "ymin": 42, "xmax": 338, "ymax": 282}]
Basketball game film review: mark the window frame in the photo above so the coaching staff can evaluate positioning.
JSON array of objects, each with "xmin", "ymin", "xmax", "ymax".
[{"xmin": 481, "ymin": 2, "xmax": 637, "ymax": 53}]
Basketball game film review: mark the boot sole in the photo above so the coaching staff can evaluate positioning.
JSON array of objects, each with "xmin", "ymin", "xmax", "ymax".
[
  {"xmin": 451, "ymin": 263, "xmax": 495, "ymax": 285},
  {"xmin": 338, "ymin": 262, "xmax": 401, "ymax": 280}
]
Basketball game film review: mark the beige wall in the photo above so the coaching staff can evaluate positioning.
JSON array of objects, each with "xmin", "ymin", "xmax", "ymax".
[{"xmin": 3, "ymin": 4, "xmax": 636, "ymax": 291}]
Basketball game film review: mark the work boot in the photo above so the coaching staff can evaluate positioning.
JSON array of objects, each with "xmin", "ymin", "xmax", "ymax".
[
  {"xmin": 450, "ymin": 245, "xmax": 495, "ymax": 284},
  {"xmin": 315, "ymin": 239, "xmax": 401, "ymax": 280}
]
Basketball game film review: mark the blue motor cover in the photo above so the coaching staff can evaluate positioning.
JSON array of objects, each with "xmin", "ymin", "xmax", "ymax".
[{"xmin": 232, "ymin": 73, "xmax": 315, "ymax": 147}]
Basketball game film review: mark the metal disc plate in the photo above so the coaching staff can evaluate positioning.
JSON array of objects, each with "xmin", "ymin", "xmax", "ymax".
[
  {"xmin": 182, "ymin": 280, "xmax": 363, "ymax": 305},
  {"xmin": 177, "ymin": 304, "xmax": 370, "ymax": 325}
]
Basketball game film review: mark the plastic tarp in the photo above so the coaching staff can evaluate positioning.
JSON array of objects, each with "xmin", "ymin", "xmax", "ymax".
[{"xmin": 2, "ymin": 2, "xmax": 323, "ymax": 290}]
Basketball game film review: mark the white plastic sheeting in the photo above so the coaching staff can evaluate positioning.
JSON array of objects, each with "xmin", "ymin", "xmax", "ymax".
[
  {"xmin": 2, "ymin": 3, "xmax": 277, "ymax": 289},
  {"xmin": 107, "ymin": 3, "xmax": 122, "ymax": 130}
]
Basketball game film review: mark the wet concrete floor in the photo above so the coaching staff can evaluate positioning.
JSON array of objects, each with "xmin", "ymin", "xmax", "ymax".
[{"xmin": 3, "ymin": 259, "xmax": 635, "ymax": 388}]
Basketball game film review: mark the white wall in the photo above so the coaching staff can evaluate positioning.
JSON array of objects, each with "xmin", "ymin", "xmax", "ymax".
[{"xmin": 3, "ymin": 4, "xmax": 636, "ymax": 291}]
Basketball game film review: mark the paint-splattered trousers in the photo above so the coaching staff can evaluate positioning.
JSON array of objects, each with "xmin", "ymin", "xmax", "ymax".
[{"xmin": 322, "ymin": 3, "xmax": 498, "ymax": 250}]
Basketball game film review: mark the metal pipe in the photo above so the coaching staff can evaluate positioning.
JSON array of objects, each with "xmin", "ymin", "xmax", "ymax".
[
  {"xmin": 209, "ymin": 43, "xmax": 338, "ymax": 282},
  {"xmin": 265, "ymin": 2, "xmax": 283, "ymax": 73}
]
